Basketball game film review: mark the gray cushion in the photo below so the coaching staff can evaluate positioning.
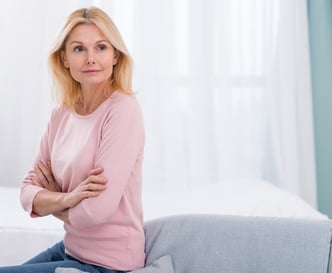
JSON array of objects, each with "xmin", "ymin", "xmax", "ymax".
[
  {"xmin": 144, "ymin": 214, "xmax": 332, "ymax": 273},
  {"xmin": 131, "ymin": 255, "xmax": 175, "ymax": 273},
  {"xmin": 55, "ymin": 268, "xmax": 87, "ymax": 273}
]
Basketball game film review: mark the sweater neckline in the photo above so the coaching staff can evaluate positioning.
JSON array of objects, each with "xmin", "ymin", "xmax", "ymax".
[{"xmin": 72, "ymin": 91, "xmax": 118, "ymax": 119}]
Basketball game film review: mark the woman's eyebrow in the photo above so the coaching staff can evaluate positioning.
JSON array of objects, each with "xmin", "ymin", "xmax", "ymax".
[
  {"xmin": 69, "ymin": 41, "xmax": 83, "ymax": 45},
  {"xmin": 69, "ymin": 40, "xmax": 110, "ymax": 45}
]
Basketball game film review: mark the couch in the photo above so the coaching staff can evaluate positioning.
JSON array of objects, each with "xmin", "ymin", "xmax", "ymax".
[
  {"xmin": 1, "ymin": 181, "xmax": 330, "ymax": 272},
  {"xmin": 2, "ymin": 179, "xmax": 327, "ymax": 266},
  {"xmin": 56, "ymin": 213, "xmax": 332, "ymax": 273}
]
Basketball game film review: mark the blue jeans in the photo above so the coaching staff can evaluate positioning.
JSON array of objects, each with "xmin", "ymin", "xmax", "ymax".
[{"xmin": 0, "ymin": 241, "xmax": 127, "ymax": 273}]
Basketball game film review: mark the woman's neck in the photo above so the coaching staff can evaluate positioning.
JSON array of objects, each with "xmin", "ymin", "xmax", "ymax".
[{"xmin": 75, "ymin": 85, "xmax": 112, "ymax": 115}]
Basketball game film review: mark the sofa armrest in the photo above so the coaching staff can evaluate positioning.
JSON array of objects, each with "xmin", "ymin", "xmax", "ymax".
[{"xmin": 144, "ymin": 214, "xmax": 332, "ymax": 273}]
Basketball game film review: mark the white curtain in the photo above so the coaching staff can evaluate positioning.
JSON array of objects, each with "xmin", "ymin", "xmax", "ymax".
[{"xmin": 0, "ymin": 0, "xmax": 317, "ymax": 206}]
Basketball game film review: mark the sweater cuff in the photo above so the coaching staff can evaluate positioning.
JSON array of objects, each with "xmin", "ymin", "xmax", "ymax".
[{"xmin": 20, "ymin": 185, "xmax": 44, "ymax": 217}]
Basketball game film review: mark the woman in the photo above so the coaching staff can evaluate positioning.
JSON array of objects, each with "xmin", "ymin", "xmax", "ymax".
[{"xmin": 0, "ymin": 7, "xmax": 145, "ymax": 273}]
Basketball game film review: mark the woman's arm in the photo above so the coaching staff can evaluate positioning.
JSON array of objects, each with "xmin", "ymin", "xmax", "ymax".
[
  {"xmin": 32, "ymin": 165, "xmax": 107, "ymax": 217},
  {"xmin": 68, "ymin": 96, "xmax": 145, "ymax": 229}
]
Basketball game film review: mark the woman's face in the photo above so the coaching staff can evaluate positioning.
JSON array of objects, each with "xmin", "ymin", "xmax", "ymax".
[{"xmin": 61, "ymin": 24, "xmax": 119, "ymax": 90}]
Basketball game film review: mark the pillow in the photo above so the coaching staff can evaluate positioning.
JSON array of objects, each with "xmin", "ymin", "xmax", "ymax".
[
  {"xmin": 132, "ymin": 255, "xmax": 175, "ymax": 273},
  {"xmin": 55, "ymin": 255, "xmax": 175, "ymax": 273},
  {"xmin": 55, "ymin": 268, "xmax": 88, "ymax": 273}
]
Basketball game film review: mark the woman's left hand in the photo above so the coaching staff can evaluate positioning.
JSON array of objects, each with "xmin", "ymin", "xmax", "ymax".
[{"xmin": 32, "ymin": 161, "xmax": 61, "ymax": 192}]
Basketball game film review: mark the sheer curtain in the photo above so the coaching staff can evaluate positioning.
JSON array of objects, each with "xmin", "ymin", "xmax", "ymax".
[{"xmin": 0, "ymin": 0, "xmax": 317, "ymax": 206}]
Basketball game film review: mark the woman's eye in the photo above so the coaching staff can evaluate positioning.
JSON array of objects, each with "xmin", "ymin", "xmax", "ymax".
[
  {"xmin": 97, "ymin": 44, "xmax": 107, "ymax": 51},
  {"xmin": 73, "ymin": 46, "xmax": 84, "ymax": 52}
]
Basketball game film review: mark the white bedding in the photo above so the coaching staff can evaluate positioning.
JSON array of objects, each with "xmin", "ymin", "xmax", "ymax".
[
  {"xmin": 142, "ymin": 179, "xmax": 327, "ymax": 220},
  {"xmin": 0, "ymin": 187, "xmax": 63, "ymax": 266},
  {"xmin": 0, "ymin": 180, "xmax": 327, "ymax": 265}
]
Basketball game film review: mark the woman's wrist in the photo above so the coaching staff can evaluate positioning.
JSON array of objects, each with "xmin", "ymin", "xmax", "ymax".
[{"xmin": 33, "ymin": 190, "xmax": 68, "ymax": 216}]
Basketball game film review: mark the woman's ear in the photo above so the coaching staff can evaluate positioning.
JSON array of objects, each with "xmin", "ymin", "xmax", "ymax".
[
  {"xmin": 61, "ymin": 50, "xmax": 69, "ymax": 68},
  {"xmin": 113, "ymin": 49, "xmax": 120, "ymax": 65}
]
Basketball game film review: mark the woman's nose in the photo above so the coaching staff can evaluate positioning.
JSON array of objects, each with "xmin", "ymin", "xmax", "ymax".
[
  {"xmin": 87, "ymin": 59, "xmax": 96, "ymax": 65},
  {"xmin": 86, "ymin": 51, "xmax": 96, "ymax": 65}
]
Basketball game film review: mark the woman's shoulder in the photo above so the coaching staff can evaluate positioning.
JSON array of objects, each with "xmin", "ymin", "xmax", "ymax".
[
  {"xmin": 50, "ymin": 105, "xmax": 70, "ymax": 117},
  {"xmin": 48, "ymin": 105, "xmax": 73, "ymax": 124},
  {"xmin": 107, "ymin": 91, "xmax": 141, "ymax": 112},
  {"xmin": 110, "ymin": 90, "xmax": 138, "ymax": 103}
]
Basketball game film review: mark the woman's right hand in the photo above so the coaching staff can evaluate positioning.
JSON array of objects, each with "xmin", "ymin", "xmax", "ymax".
[
  {"xmin": 32, "ymin": 161, "xmax": 61, "ymax": 192},
  {"xmin": 63, "ymin": 167, "xmax": 108, "ymax": 208}
]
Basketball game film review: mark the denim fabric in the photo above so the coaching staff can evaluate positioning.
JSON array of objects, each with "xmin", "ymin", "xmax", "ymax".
[{"xmin": 0, "ymin": 241, "xmax": 126, "ymax": 273}]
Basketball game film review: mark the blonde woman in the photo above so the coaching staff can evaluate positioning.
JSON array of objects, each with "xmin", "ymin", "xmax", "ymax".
[{"xmin": 0, "ymin": 7, "xmax": 145, "ymax": 273}]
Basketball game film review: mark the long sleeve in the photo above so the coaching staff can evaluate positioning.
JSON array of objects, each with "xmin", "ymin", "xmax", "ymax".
[
  {"xmin": 20, "ymin": 110, "xmax": 56, "ymax": 216},
  {"xmin": 68, "ymin": 95, "xmax": 144, "ymax": 228}
]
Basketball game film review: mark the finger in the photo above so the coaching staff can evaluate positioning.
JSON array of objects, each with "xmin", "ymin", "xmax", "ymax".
[
  {"xmin": 31, "ymin": 176, "xmax": 42, "ymax": 187},
  {"xmin": 81, "ymin": 190, "xmax": 103, "ymax": 199},
  {"xmin": 47, "ymin": 160, "xmax": 52, "ymax": 169},
  {"xmin": 37, "ymin": 162, "xmax": 54, "ymax": 184},
  {"xmin": 87, "ymin": 175, "xmax": 108, "ymax": 185},
  {"xmin": 84, "ymin": 182, "xmax": 107, "ymax": 192},
  {"xmin": 46, "ymin": 161, "xmax": 55, "ymax": 180},
  {"xmin": 88, "ymin": 167, "xmax": 104, "ymax": 176},
  {"xmin": 34, "ymin": 165, "xmax": 48, "ymax": 187}
]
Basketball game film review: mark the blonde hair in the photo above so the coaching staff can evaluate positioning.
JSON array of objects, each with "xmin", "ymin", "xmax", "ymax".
[{"xmin": 49, "ymin": 7, "xmax": 134, "ymax": 107}]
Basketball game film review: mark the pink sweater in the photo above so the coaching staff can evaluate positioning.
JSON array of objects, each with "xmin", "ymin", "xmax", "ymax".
[{"xmin": 20, "ymin": 91, "xmax": 145, "ymax": 270}]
